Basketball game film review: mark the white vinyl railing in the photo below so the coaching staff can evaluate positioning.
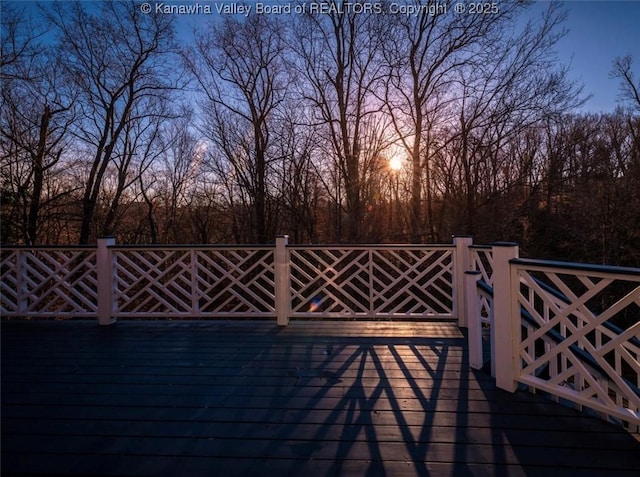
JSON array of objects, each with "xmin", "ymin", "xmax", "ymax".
[
  {"xmin": 466, "ymin": 244, "xmax": 640, "ymax": 434},
  {"xmin": 112, "ymin": 244, "xmax": 276, "ymax": 319},
  {"xmin": 1, "ymin": 236, "xmax": 469, "ymax": 324},
  {"xmin": 288, "ymin": 245, "xmax": 455, "ymax": 319},
  {"xmin": 0, "ymin": 246, "xmax": 98, "ymax": 318},
  {"xmin": 466, "ymin": 244, "xmax": 495, "ymax": 372},
  {"xmin": 514, "ymin": 259, "xmax": 640, "ymax": 433},
  {"xmin": 471, "ymin": 245, "xmax": 494, "ymax": 288},
  {"xmin": 470, "ymin": 244, "xmax": 495, "ymax": 328}
]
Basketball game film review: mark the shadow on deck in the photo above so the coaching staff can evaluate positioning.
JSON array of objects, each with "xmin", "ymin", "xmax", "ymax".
[{"xmin": 2, "ymin": 320, "xmax": 639, "ymax": 477}]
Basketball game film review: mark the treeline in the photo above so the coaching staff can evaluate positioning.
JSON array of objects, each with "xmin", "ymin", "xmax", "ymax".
[{"xmin": 1, "ymin": 1, "xmax": 639, "ymax": 267}]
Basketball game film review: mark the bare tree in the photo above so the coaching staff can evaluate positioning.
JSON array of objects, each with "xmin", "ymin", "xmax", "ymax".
[
  {"xmin": 138, "ymin": 115, "xmax": 203, "ymax": 242},
  {"xmin": 187, "ymin": 14, "xmax": 287, "ymax": 243},
  {"xmin": 450, "ymin": 3, "xmax": 583, "ymax": 235},
  {"xmin": 381, "ymin": 1, "xmax": 583, "ymax": 241},
  {"xmin": 0, "ymin": 3, "xmax": 42, "ymax": 78},
  {"xmin": 611, "ymin": 55, "xmax": 640, "ymax": 112},
  {"xmin": 522, "ymin": 113, "xmax": 640, "ymax": 266},
  {"xmin": 292, "ymin": 2, "xmax": 392, "ymax": 242},
  {"xmin": 1, "ymin": 4, "xmax": 76, "ymax": 244},
  {"xmin": 382, "ymin": 2, "xmax": 581, "ymax": 239},
  {"xmin": 270, "ymin": 103, "xmax": 322, "ymax": 242},
  {"xmin": 46, "ymin": 0, "xmax": 178, "ymax": 243}
]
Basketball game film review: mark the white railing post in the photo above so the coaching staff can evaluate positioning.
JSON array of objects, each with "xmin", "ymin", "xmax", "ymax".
[
  {"xmin": 492, "ymin": 242, "xmax": 519, "ymax": 392},
  {"xmin": 97, "ymin": 237, "xmax": 116, "ymax": 326},
  {"xmin": 275, "ymin": 235, "xmax": 290, "ymax": 326},
  {"xmin": 453, "ymin": 236, "xmax": 473, "ymax": 327},
  {"xmin": 465, "ymin": 270, "xmax": 483, "ymax": 369}
]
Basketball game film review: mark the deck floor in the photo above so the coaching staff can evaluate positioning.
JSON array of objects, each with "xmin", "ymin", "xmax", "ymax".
[{"xmin": 2, "ymin": 320, "xmax": 639, "ymax": 477}]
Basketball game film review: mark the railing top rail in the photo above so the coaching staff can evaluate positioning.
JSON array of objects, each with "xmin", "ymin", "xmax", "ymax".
[
  {"xmin": 288, "ymin": 243, "xmax": 455, "ymax": 250},
  {"xmin": 109, "ymin": 244, "xmax": 275, "ymax": 251},
  {"xmin": 511, "ymin": 257, "xmax": 640, "ymax": 277},
  {"xmin": 1, "ymin": 243, "xmax": 458, "ymax": 253},
  {"xmin": 476, "ymin": 279, "xmax": 493, "ymax": 296},
  {"xmin": 469, "ymin": 244, "xmax": 492, "ymax": 250},
  {"xmin": 0, "ymin": 245, "xmax": 97, "ymax": 251}
]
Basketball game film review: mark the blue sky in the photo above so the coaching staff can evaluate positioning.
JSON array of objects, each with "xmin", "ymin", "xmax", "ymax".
[
  {"xmin": 547, "ymin": 0, "xmax": 640, "ymax": 112},
  {"xmin": 5, "ymin": 0, "xmax": 640, "ymax": 113},
  {"xmin": 175, "ymin": 0, "xmax": 640, "ymax": 112}
]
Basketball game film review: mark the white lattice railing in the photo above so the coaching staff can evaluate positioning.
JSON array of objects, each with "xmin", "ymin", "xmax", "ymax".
[
  {"xmin": 289, "ymin": 245, "xmax": 455, "ymax": 319},
  {"xmin": 1, "ymin": 237, "xmax": 467, "ymax": 324},
  {"xmin": 466, "ymin": 243, "xmax": 640, "ymax": 434},
  {"xmin": 470, "ymin": 245, "xmax": 494, "ymax": 326},
  {"xmin": 513, "ymin": 259, "xmax": 640, "ymax": 433},
  {"xmin": 112, "ymin": 245, "xmax": 276, "ymax": 319},
  {"xmin": 466, "ymin": 245, "xmax": 495, "ymax": 371},
  {"xmin": 1, "ymin": 247, "xmax": 98, "ymax": 317},
  {"xmin": 471, "ymin": 245, "xmax": 494, "ymax": 289}
]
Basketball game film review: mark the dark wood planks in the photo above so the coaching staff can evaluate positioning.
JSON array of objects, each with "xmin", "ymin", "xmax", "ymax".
[{"xmin": 2, "ymin": 319, "xmax": 639, "ymax": 477}]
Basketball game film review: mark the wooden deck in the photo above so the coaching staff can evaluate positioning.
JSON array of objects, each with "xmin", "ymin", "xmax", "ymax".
[{"xmin": 2, "ymin": 320, "xmax": 639, "ymax": 477}]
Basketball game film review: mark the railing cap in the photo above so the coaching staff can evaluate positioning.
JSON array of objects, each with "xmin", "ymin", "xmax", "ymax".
[
  {"xmin": 511, "ymin": 257, "xmax": 640, "ymax": 276},
  {"xmin": 287, "ymin": 243, "xmax": 455, "ymax": 250},
  {"xmin": 491, "ymin": 241, "xmax": 519, "ymax": 247}
]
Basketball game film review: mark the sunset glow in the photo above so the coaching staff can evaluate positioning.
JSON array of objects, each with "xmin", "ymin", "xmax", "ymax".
[{"xmin": 389, "ymin": 156, "xmax": 403, "ymax": 171}]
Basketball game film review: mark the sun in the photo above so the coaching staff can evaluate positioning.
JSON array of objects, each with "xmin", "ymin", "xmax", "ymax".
[{"xmin": 389, "ymin": 156, "xmax": 403, "ymax": 171}]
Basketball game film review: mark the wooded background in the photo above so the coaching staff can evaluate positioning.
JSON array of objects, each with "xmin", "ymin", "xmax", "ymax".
[{"xmin": 2, "ymin": 1, "xmax": 639, "ymax": 267}]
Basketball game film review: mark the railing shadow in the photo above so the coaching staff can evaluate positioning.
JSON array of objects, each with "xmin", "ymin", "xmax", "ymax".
[
  {"xmin": 242, "ymin": 328, "xmax": 640, "ymax": 476},
  {"xmin": 473, "ymin": 365, "xmax": 640, "ymax": 476},
  {"xmin": 237, "ymin": 332, "xmax": 469, "ymax": 476},
  {"xmin": 4, "ymin": 321, "xmax": 639, "ymax": 476}
]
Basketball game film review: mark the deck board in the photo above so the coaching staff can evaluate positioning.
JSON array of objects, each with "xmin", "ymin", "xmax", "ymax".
[{"xmin": 2, "ymin": 320, "xmax": 639, "ymax": 476}]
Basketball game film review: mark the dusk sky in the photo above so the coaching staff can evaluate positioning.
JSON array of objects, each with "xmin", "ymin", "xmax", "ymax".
[
  {"xmin": 6, "ymin": 0, "xmax": 640, "ymax": 112},
  {"xmin": 175, "ymin": 0, "xmax": 640, "ymax": 112},
  {"xmin": 547, "ymin": 0, "xmax": 640, "ymax": 112}
]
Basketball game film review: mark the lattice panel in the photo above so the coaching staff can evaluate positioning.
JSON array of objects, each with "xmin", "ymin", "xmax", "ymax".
[
  {"xmin": 1, "ymin": 250, "xmax": 19, "ymax": 313},
  {"xmin": 477, "ymin": 286, "xmax": 493, "ymax": 326},
  {"xmin": 289, "ymin": 247, "xmax": 454, "ymax": 318},
  {"xmin": 515, "ymin": 266, "xmax": 640, "ymax": 431},
  {"xmin": 472, "ymin": 247, "xmax": 494, "ymax": 325},
  {"xmin": 0, "ymin": 248, "xmax": 98, "ymax": 316},
  {"xmin": 290, "ymin": 248, "xmax": 369, "ymax": 315},
  {"xmin": 472, "ymin": 247, "xmax": 494, "ymax": 287},
  {"xmin": 113, "ymin": 248, "xmax": 275, "ymax": 317},
  {"xmin": 371, "ymin": 249, "xmax": 453, "ymax": 316},
  {"xmin": 196, "ymin": 249, "xmax": 274, "ymax": 315}
]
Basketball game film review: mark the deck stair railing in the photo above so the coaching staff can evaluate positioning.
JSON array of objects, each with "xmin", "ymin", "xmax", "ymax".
[
  {"xmin": 466, "ymin": 245, "xmax": 495, "ymax": 373},
  {"xmin": 465, "ymin": 243, "xmax": 640, "ymax": 434}
]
